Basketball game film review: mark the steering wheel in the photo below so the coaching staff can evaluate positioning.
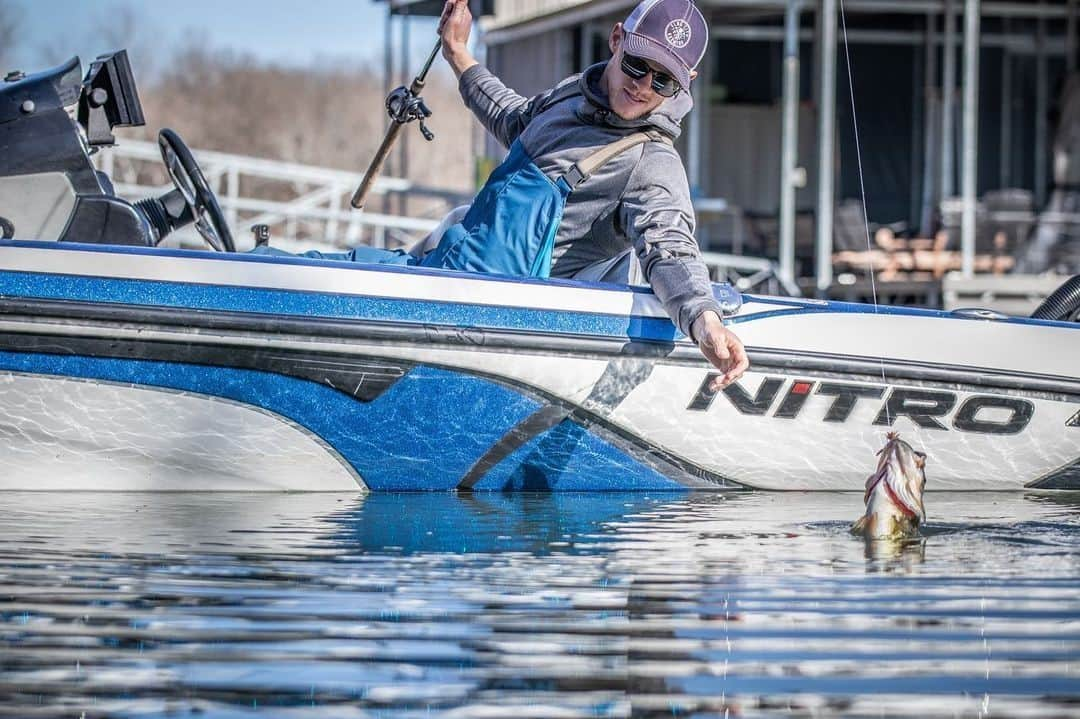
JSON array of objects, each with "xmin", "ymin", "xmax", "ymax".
[{"xmin": 157, "ymin": 128, "xmax": 235, "ymax": 252}]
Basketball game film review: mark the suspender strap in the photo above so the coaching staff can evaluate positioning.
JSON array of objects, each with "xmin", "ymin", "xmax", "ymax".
[{"xmin": 561, "ymin": 130, "xmax": 670, "ymax": 189}]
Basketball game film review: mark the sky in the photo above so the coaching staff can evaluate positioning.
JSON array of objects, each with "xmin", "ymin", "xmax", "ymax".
[{"xmin": 5, "ymin": 0, "xmax": 444, "ymax": 78}]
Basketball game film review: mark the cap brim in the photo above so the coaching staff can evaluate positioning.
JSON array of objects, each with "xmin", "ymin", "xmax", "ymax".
[{"xmin": 623, "ymin": 31, "xmax": 691, "ymax": 90}]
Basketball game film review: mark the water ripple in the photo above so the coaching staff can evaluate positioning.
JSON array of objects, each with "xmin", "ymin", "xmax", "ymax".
[{"xmin": 0, "ymin": 491, "xmax": 1077, "ymax": 717}]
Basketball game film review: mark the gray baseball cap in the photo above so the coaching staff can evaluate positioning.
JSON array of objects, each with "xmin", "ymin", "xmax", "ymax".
[{"xmin": 622, "ymin": 0, "xmax": 708, "ymax": 90}]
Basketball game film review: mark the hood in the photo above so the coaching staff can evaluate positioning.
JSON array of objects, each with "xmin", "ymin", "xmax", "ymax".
[{"xmin": 577, "ymin": 62, "xmax": 691, "ymax": 140}]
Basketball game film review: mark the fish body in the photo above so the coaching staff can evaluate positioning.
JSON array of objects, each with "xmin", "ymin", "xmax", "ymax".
[{"xmin": 852, "ymin": 432, "xmax": 927, "ymax": 540}]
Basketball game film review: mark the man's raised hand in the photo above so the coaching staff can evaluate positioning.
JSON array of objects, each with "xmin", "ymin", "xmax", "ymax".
[{"xmin": 439, "ymin": 0, "xmax": 477, "ymax": 76}]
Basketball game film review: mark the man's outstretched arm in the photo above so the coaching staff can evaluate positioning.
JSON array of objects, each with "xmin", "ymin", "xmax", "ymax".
[{"xmin": 621, "ymin": 146, "xmax": 750, "ymax": 389}]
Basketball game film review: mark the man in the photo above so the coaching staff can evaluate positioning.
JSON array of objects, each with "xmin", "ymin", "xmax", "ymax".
[{"xmin": 438, "ymin": 0, "xmax": 748, "ymax": 388}]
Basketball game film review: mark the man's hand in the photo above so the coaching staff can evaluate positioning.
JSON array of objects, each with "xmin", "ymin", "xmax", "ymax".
[
  {"xmin": 691, "ymin": 310, "xmax": 749, "ymax": 391},
  {"xmin": 439, "ymin": 0, "xmax": 478, "ymax": 77}
]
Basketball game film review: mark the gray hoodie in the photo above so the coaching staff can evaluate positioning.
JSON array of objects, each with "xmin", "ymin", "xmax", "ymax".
[{"xmin": 458, "ymin": 62, "xmax": 722, "ymax": 339}]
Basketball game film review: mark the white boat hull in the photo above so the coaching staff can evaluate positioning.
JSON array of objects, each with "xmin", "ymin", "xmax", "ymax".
[{"xmin": 0, "ymin": 242, "xmax": 1076, "ymax": 491}]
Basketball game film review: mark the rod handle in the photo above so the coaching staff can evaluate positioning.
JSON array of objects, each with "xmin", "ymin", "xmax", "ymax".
[{"xmin": 351, "ymin": 122, "xmax": 405, "ymax": 210}]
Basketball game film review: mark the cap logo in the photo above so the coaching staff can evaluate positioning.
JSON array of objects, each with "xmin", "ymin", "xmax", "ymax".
[{"xmin": 664, "ymin": 18, "xmax": 692, "ymax": 49}]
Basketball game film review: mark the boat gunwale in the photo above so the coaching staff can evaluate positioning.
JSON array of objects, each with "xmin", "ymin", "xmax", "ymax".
[
  {"xmin": 2, "ymin": 295, "xmax": 1078, "ymax": 402},
  {"xmin": 2, "ymin": 239, "xmax": 1078, "ymax": 330}
]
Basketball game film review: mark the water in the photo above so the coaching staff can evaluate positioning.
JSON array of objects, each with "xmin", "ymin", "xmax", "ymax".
[{"xmin": 1, "ymin": 491, "xmax": 1077, "ymax": 718}]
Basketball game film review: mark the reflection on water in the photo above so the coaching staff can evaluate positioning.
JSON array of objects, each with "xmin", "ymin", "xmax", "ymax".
[{"xmin": 0, "ymin": 491, "xmax": 1078, "ymax": 718}]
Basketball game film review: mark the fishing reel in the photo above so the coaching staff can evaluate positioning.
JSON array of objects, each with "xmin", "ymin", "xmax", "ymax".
[
  {"xmin": 386, "ymin": 85, "xmax": 434, "ymax": 142},
  {"xmin": 350, "ymin": 39, "xmax": 441, "ymax": 210}
]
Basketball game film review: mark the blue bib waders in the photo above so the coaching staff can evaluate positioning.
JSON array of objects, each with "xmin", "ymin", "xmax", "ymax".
[
  {"xmin": 257, "ymin": 132, "xmax": 659, "ymax": 278},
  {"xmin": 419, "ymin": 139, "xmax": 565, "ymax": 278},
  {"xmin": 423, "ymin": 132, "xmax": 659, "ymax": 278}
]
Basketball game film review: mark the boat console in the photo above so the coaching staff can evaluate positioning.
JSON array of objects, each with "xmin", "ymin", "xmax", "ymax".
[{"xmin": 0, "ymin": 51, "xmax": 233, "ymax": 250}]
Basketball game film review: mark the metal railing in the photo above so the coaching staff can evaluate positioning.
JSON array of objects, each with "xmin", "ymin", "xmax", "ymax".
[
  {"xmin": 700, "ymin": 251, "xmax": 802, "ymax": 296},
  {"xmin": 96, "ymin": 140, "xmax": 444, "ymax": 251}
]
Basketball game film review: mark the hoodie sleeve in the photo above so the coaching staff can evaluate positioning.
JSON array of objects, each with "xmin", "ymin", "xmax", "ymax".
[
  {"xmin": 620, "ymin": 143, "xmax": 723, "ymax": 340},
  {"xmin": 458, "ymin": 65, "xmax": 574, "ymax": 149}
]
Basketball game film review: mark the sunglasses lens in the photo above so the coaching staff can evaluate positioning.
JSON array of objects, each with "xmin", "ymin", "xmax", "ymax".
[
  {"xmin": 651, "ymin": 76, "xmax": 678, "ymax": 97},
  {"xmin": 620, "ymin": 54, "xmax": 649, "ymax": 79},
  {"xmin": 620, "ymin": 53, "xmax": 680, "ymax": 98}
]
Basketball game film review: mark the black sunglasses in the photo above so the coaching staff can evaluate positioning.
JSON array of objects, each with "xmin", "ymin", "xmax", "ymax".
[{"xmin": 620, "ymin": 53, "xmax": 681, "ymax": 98}]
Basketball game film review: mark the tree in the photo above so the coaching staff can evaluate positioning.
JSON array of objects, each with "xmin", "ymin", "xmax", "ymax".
[{"xmin": 136, "ymin": 40, "xmax": 473, "ymax": 195}]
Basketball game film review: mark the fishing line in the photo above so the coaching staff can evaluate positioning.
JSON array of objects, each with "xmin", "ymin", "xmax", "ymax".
[{"xmin": 838, "ymin": 0, "xmax": 892, "ymax": 426}]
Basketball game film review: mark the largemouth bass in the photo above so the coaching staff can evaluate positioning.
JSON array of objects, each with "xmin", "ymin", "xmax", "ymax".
[{"xmin": 852, "ymin": 432, "xmax": 927, "ymax": 540}]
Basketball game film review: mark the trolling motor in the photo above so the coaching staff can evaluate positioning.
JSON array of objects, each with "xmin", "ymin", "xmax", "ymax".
[{"xmin": 350, "ymin": 39, "xmax": 441, "ymax": 210}]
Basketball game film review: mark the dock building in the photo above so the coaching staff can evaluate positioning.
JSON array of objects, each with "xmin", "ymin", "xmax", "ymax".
[{"xmin": 384, "ymin": 0, "xmax": 1080, "ymax": 306}]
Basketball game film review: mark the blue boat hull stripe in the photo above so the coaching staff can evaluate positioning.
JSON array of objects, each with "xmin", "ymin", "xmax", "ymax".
[
  {"xmin": 0, "ymin": 269, "xmax": 684, "ymax": 343},
  {"xmin": 458, "ymin": 405, "xmax": 571, "ymax": 490}
]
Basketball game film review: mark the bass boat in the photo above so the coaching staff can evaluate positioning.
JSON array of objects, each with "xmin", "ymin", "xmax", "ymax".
[{"xmin": 1, "ymin": 53, "xmax": 1078, "ymax": 492}]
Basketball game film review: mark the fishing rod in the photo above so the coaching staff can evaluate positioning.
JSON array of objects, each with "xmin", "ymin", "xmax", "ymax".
[{"xmin": 350, "ymin": 38, "xmax": 442, "ymax": 211}]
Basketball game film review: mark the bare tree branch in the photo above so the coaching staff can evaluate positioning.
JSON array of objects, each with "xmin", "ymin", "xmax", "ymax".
[{"xmin": 137, "ymin": 39, "xmax": 473, "ymax": 196}]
